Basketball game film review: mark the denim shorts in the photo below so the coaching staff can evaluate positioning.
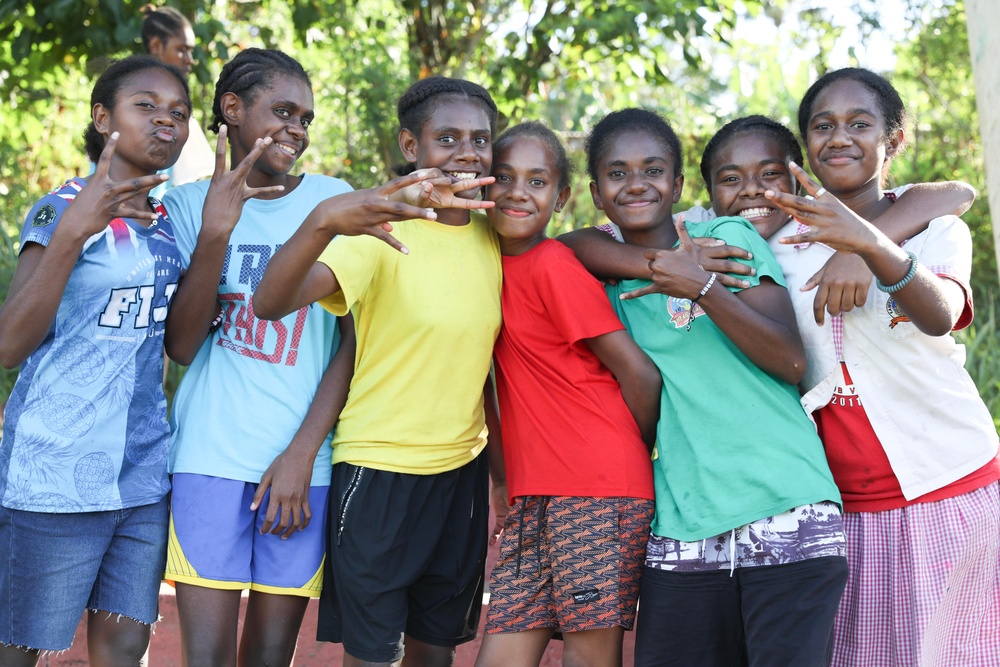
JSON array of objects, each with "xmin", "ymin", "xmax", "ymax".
[{"xmin": 0, "ymin": 496, "xmax": 169, "ymax": 651}]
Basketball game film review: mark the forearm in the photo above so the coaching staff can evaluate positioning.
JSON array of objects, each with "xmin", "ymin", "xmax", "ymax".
[
  {"xmin": 0, "ymin": 236, "xmax": 85, "ymax": 368},
  {"xmin": 164, "ymin": 235, "xmax": 230, "ymax": 365},
  {"xmin": 483, "ymin": 376, "xmax": 506, "ymax": 486},
  {"xmin": 280, "ymin": 316, "xmax": 356, "ymax": 464},
  {"xmin": 699, "ymin": 283, "xmax": 806, "ymax": 384},
  {"xmin": 619, "ymin": 370, "xmax": 661, "ymax": 450},
  {"xmin": 254, "ymin": 213, "xmax": 340, "ymax": 320},
  {"xmin": 558, "ymin": 228, "xmax": 648, "ymax": 279},
  {"xmin": 857, "ymin": 239, "xmax": 962, "ymax": 335},
  {"xmin": 874, "ymin": 181, "xmax": 976, "ymax": 244}
]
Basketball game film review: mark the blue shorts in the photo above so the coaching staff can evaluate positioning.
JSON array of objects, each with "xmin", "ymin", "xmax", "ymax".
[
  {"xmin": 0, "ymin": 497, "xmax": 169, "ymax": 652},
  {"xmin": 166, "ymin": 473, "xmax": 329, "ymax": 597}
]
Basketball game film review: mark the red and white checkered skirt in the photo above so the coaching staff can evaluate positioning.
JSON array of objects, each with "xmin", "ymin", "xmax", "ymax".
[{"xmin": 832, "ymin": 482, "xmax": 1000, "ymax": 667}]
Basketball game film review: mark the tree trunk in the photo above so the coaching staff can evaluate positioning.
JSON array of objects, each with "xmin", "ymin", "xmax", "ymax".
[{"xmin": 966, "ymin": 0, "xmax": 1000, "ymax": 283}]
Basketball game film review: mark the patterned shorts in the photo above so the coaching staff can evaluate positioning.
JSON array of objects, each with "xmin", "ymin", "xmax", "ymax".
[
  {"xmin": 485, "ymin": 495, "xmax": 654, "ymax": 634},
  {"xmin": 645, "ymin": 501, "xmax": 846, "ymax": 572}
]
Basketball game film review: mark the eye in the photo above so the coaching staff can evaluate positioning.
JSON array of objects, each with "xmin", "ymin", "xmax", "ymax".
[
  {"xmin": 529, "ymin": 178, "xmax": 546, "ymax": 187},
  {"xmin": 762, "ymin": 170, "xmax": 783, "ymax": 178},
  {"xmin": 473, "ymin": 136, "xmax": 490, "ymax": 147},
  {"xmin": 851, "ymin": 121, "xmax": 871, "ymax": 129},
  {"xmin": 301, "ymin": 118, "xmax": 312, "ymax": 129},
  {"xmin": 608, "ymin": 169, "xmax": 626, "ymax": 180},
  {"xmin": 494, "ymin": 173, "xmax": 511, "ymax": 183},
  {"xmin": 814, "ymin": 122, "xmax": 833, "ymax": 131},
  {"xmin": 136, "ymin": 101, "xmax": 154, "ymax": 109},
  {"xmin": 438, "ymin": 135, "xmax": 456, "ymax": 145},
  {"xmin": 275, "ymin": 108, "xmax": 291, "ymax": 119},
  {"xmin": 719, "ymin": 175, "xmax": 739, "ymax": 184},
  {"xmin": 645, "ymin": 167, "xmax": 663, "ymax": 176},
  {"xmin": 171, "ymin": 109, "xmax": 189, "ymax": 120}
]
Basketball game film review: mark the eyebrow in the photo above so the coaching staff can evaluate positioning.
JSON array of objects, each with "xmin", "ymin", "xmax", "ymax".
[
  {"xmin": 607, "ymin": 156, "xmax": 668, "ymax": 167},
  {"xmin": 273, "ymin": 99, "xmax": 314, "ymax": 115},
  {"xmin": 812, "ymin": 107, "xmax": 877, "ymax": 120},
  {"xmin": 716, "ymin": 158, "xmax": 786, "ymax": 173},
  {"xmin": 129, "ymin": 90, "xmax": 192, "ymax": 111},
  {"xmin": 433, "ymin": 126, "xmax": 491, "ymax": 135},
  {"xmin": 494, "ymin": 163, "xmax": 550, "ymax": 174}
]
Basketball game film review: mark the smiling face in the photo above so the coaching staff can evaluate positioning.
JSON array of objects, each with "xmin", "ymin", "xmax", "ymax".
[
  {"xmin": 590, "ymin": 129, "xmax": 683, "ymax": 239},
  {"xmin": 149, "ymin": 25, "xmax": 196, "ymax": 76},
  {"xmin": 399, "ymin": 96, "xmax": 493, "ymax": 198},
  {"xmin": 93, "ymin": 67, "xmax": 191, "ymax": 179},
  {"xmin": 487, "ymin": 135, "xmax": 570, "ymax": 254},
  {"xmin": 709, "ymin": 132, "xmax": 796, "ymax": 239},
  {"xmin": 223, "ymin": 76, "xmax": 313, "ymax": 185},
  {"xmin": 804, "ymin": 78, "xmax": 901, "ymax": 198}
]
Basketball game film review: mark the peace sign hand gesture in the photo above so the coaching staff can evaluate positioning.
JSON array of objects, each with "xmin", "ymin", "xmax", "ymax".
[
  {"xmin": 64, "ymin": 132, "xmax": 167, "ymax": 239},
  {"xmin": 766, "ymin": 162, "xmax": 880, "ymax": 254},
  {"xmin": 394, "ymin": 168, "xmax": 496, "ymax": 211},
  {"xmin": 201, "ymin": 125, "xmax": 287, "ymax": 237}
]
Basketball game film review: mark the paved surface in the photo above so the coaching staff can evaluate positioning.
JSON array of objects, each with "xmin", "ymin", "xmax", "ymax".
[{"xmin": 44, "ymin": 541, "xmax": 637, "ymax": 665}]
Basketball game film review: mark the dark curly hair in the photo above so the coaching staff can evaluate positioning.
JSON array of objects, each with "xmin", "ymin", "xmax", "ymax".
[
  {"xmin": 210, "ymin": 48, "xmax": 311, "ymax": 133},
  {"xmin": 83, "ymin": 55, "xmax": 190, "ymax": 163},
  {"xmin": 585, "ymin": 108, "xmax": 682, "ymax": 182},
  {"xmin": 798, "ymin": 67, "xmax": 907, "ymax": 155},
  {"xmin": 700, "ymin": 115, "xmax": 803, "ymax": 191},
  {"xmin": 493, "ymin": 121, "xmax": 574, "ymax": 191}
]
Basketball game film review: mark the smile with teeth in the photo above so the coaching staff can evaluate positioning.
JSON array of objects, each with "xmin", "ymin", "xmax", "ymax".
[
  {"xmin": 448, "ymin": 172, "xmax": 478, "ymax": 181},
  {"xmin": 276, "ymin": 143, "xmax": 297, "ymax": 156},
  {"xmin": 739, "ymin": 207, "xmax": 774, "ymax": 219}
]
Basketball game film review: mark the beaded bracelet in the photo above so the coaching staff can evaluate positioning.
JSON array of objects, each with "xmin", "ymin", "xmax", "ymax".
[
  {"xmin": 875, "ymin": 250, "xmax": 918, "ymax": 293},
  {"xmin": 687, "ymin": 272, "xmax": 717, "ymax": 331},
  {"xmin": 208, "ymin": 307, "xmax": 225, "ymax": 334}
]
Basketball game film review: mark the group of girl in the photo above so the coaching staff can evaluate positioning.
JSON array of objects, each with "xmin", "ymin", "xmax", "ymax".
[{"xmin": 0, "ymin": 32, "xmax": 995, "ymax": 667}]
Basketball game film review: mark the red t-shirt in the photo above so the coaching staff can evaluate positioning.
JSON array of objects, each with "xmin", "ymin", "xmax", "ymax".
[
  {"xmin": 493, "ymin": 239, "xmax": 654, "ymax": 501},
  {"xmin": 815, "ymin": 363, "xmax": 1000, "ymax": 512}
]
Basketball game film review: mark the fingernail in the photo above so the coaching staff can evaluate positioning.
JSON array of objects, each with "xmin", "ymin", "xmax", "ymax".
[
  {"xmin": 713, "ymin": 239, "xmax": 724, "ymax": 246},
  {"xmin": 111, "ymin": 131, "xmax": 119, "ymax": 140},
  {"xmin": 742, "ymin": 280, "xmax": 751, "ymax": 287}
]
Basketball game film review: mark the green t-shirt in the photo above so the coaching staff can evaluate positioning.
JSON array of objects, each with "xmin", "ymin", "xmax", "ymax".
[{"xmin": 608, "ymin": 216, "xmax": 841, "ymax": 541}]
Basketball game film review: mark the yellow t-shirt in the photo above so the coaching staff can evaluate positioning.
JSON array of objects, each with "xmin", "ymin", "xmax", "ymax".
[{"xmin": 317, "ymin": 214, "xmax": 502, "ymax": 474}]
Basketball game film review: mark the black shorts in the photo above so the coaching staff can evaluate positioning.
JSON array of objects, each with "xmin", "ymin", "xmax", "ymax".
[{"xmin": 317, "ymin": 455, "xmax": 489, "ymax": 663}]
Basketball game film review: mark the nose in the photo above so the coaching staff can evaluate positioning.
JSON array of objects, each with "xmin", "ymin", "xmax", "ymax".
[
  {"xmin": 827, "ymin": 123, "xmax": 852, "ymax": 148},
  {"xmin": 508, "ymin": 178, "xmax": 529, "ymax": 200},
  {"xmin": 455, "ymin": 138, "xmax": 478, "ymax": 163},
  {"xmin": 152, "ymin": 108, "xmax": 175, "ymax": 126},
  {"xmin": 740, "ymin": 173, "xmax": 764, "ymax": 197},
  {"xmin": 625, "ymin": 171, "xmax": 647, "ymax": 194},
  {"xmin": 286, "ymin": 120, "xmax": 307, "ymax": 139}
]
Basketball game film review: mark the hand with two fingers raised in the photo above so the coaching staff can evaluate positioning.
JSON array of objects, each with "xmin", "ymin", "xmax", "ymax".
[
  {"xmin": 394, "ymin": 168, "xmax": 496, "ymax": 212},
  {"xmin": 200, "ymin": 125, "xmax": 286, "ymax": 240},
  {"xmin": 64, "ymin": 132, "xmax": 167, "ymax": 239}
]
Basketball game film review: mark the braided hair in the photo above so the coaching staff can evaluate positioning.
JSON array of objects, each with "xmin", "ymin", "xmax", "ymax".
[
  {"xmin": 585, "ymin": 108, "xmax": 682, "ymax": 182},
  {"xmin": 700, "ymin": 115, "xmax": 802, "ymax": 190},
  {"xmin": 494, "ymin": 121, "xmax": 574, "ymax": 191},
  {"xmin": 395, "ymin": 77, "xmax": 497, "ymax": 174},
  {"xmin": 140, "ymin": 4, "xmax": 190, "ymax": 52},
  {"xmin": 210, "ymin": 48, "xmax": 311, "ymax": 133},
  {"xmin": 83, "ymin": 55, "xmax": 190, "ymax": 163}
]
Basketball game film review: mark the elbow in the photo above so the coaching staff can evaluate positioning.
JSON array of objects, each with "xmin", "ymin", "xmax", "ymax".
[
  {"xmin": 915, "ymin": 317, "xmax": 955, "ymax": 338},
  {"xmin": 0, "ymin": 352, "xmax": 23, "ymax": 371},
  {"xmin": 251, "ymin": 295, "xmax": 282, "ymax": 322},
  {"xmin": 164, "ymin": 340, "xmax": 195, "ymax": 367},
  {"xmin": 778, "ymin": 351, "xmax": 807, "ymax": 386}
]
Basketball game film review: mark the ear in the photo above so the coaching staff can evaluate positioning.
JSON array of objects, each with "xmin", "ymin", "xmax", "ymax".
[
  {"xmin": 219, "ymin": 91, "xmax": 242, "ymax": 128},
  {"xmin": 589, "ymin": 181, "xmax": 604, "ymax": 211},
  {"xmin": 398, "ymin": 128, "xmax": 418, "ymax": 163},
  {"xmin": 671, "ymin": 174, "xmax": 685, "ymax": 204},
  {"xmin": 93, "ymin": 103, "xmax": 111, "ymax": 136},
  {"xmin": 147, "ymin": 36, "xmax": 165, "ymax": 60},
  {"xmin": 885, "ymin": 128, "xmax": 904, "ymax": 158},
  {"xmin": 554, "ymin": 185, "xmax": 572, "ymax": 213}
]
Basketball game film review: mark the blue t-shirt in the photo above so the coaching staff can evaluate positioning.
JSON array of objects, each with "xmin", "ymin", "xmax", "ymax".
[
  {"xmin": 166, "ymin": 174, "xmax": 353, "ymax": 485},
  {"xmin": 0, "ymin": 177, "xmax": 182, "ymax": 512}
]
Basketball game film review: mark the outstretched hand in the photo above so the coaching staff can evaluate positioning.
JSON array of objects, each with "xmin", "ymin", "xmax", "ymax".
[
  {"xmin": 69, "ymin": 132, "xmax": 167, "ymax": 236},
  {"xmin": 767, "ymin": 162, "xmax": 879, "ymax": 254},
  {"xmin": 395, "ymin": 168, "xmax": 496, "ymax": 211},
  {"xmin": 202, "ymin": 125, "xmax": 287, "ymax": 234},
  {"xmin": 765, "ymin": 162, "xmax": 880, "ymax": 324},
  {"xmin": 620, "ymin": 215, "xmax": 727, "ymax": 300}
]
